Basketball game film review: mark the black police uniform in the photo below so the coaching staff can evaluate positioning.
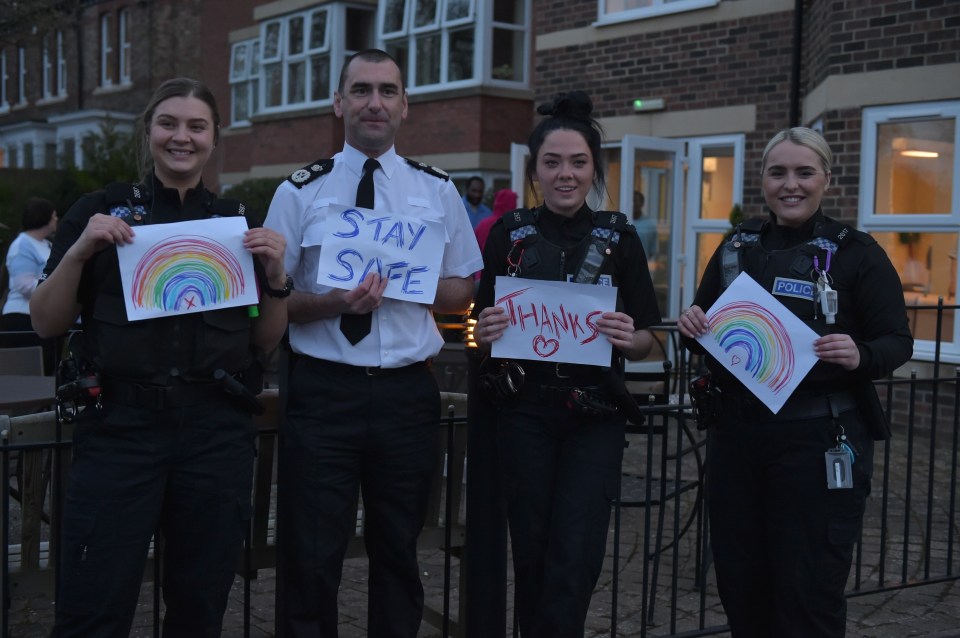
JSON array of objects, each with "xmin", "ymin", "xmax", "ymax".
[
  {"xmin": 46, "ymin": 175, "xmax": 259, "ymax": 638},
  {"xmin": 473, "ymin": 204, "xmax": 661, "ymax": 638},
  {"xmin": 684, "ymin": 209, "xmax": 912, "ymax": 638}
]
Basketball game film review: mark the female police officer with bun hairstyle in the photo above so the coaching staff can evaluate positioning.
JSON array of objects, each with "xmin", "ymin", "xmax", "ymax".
[
  {"xmin": 472, "ymin": 90, "xmax": 661, "ymax": 637},
  {"xmin": 678, "ymin": 127, "xmax": 913, "ymax": 638},
  {"xmin": 30, "ymin": 77, "xmax": 289, "ymax": 637}
]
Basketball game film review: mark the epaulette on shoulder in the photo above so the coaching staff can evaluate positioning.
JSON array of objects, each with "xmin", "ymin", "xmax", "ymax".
[
  {"xmin": 815, "ymin": 220, "xmax": 861, "ymax": 248},
  {"xmin": 740, "ymin": 216, "xmax": 766, "ymax": 232},
  {"xmin": 209, "ymin": 198, "xmax": 247, "ymax": 218},
  {"xmin": 592, "ymin": 210, "xmax": 632, "ymax": 231},
  {"xmin": 288, "ymin": 159, "xmax": 334, "ymax": 188},
  {"xmin": 501, "ymin": 208, "xmax": 537, "ymax": 231},
  {"xmin": 404, "ymin": 157, "xmax": 449, "ymax": 181},
  {"xmin": 104, "ymin": 182, "xmax": 148, "ymax": 206}
]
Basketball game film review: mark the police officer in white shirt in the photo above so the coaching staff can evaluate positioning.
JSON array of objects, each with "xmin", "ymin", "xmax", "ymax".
[{"xmin": 264, "ymin": 49, "xmax": 482, "ymax": 638}]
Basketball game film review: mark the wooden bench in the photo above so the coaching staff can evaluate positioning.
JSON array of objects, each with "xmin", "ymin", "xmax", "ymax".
[{"xmin": 2, "ymin": 390, "xmax": 469, "ymax": 635}]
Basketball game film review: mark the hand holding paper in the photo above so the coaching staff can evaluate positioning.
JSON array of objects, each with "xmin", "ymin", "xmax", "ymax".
[{"xmin": 695, "ymin": 272, "xmax": 819, "ymax": 414}]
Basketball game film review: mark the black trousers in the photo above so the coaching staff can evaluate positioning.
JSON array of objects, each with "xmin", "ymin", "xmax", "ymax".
[
  {"xmin": 706, "ymin": 405, "xmax": 873, "ymax": 638},
  {"xmin": 52, "ymin": 398, "xmax": 255, "ymax": 638},
  {"xmin": 276, "ymin": 356, "xmax": 439, "ymax": 638},
  {"xmin": 496, "ymin": 397, "xmax": 624, "ymax": 638}
]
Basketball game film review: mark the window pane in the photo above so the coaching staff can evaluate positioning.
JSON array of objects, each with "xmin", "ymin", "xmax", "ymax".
[
  {"xmin": 250, "ymin": 79, "xmax": 260, "ymax": 116},
  {"xmin": 873, "ymin": 231, "xmax": 959, "ymax": 341},
  {"xmin": 695, "ymin": 233, "xmax": 726, "ymax": 289},
  {"xmin": 415, "ymin": 0, "xmax": 438, "ymax": 27},
  {"xmin": 309, "ymin": 11, "xmax": 327, "ymax": 49},
  {"xmin": 264, "ymin": 22, "xmax": 281, "ymax": 58},
  {"xmin": 289, "ymin": 17, "xmax": 304, "ymax": 55},
  {"xmin": 446, "ymin": 0, "xmax": 471, "ymax": 21},
  {"xmin": 231, "ymin": 44, "xmax": 248, "ymax": 80},
  {"xmin": 385, "ymin": 41, "xmax": 409, "ymax": 82},
  {"xmin": 605, "ymin": 0, "xmax": 654, "ymax": 13},
  {"xmin": 264, "ymin": 63, "xmax": 282, "ymax": 107},
  {"xmin": 415, "ymin": 34, "xmax": 440, "ymax": 86},
  {"xmin": 233, "ymin": 84, "xmax": 249, "ymax": 122},
  {"xmin": 251, "ymin": 42, "xmax": 261, "ymax": 73},
  {"xmin": 310, "ymin": 55, "xmax": 330, "ymax": 101},
  {"xmin": 491, "ymin": 28, "xmax": 523, "ymax": 81},
  {"xmin": 288, "ymin": 60, "xmax": 306, "ymax": 103},
  {"xmin": 448, "ymin": 29, "xmax": 473, "ymax": 81},
  {"xmin": 874, "ymin": 118, "xmax": 955, "ymax": 215},
  {"xmin": 383, "ymin": 0, "xmax": 406, "ymax": 34},
  {"xmin": 700, "ymin": 148, "xmax": 735, "ymax": 220},
  {"xmin": 493, "ymin": 0, "xmax": 524, "ymax": 23}
]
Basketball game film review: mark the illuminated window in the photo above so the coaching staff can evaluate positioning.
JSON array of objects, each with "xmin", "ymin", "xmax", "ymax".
[{"xmin": 860, "ymin": 101, "xmax": 960, "ymax": 358}]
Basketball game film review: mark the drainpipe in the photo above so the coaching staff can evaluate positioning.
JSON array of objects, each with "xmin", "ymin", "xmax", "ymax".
[{"xmin": 789, "ymin": 0, "xmax": 803, "ymax": 126}]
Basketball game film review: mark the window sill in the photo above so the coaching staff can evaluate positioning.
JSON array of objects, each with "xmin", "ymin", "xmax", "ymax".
[
  {"xmin": 37, "ymin": 95, "xmax": 68, "ymax": 107},
  {"xmin": 592, "ymin": 0, "xmax": 719, "ymax": 27},
  {"xmin": 92, "ymin": 82, "xmax": 133, "ymax": 96}
]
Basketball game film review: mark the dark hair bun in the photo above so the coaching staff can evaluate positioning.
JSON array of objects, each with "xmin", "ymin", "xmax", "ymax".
[{"xmin": 536, "ymin": 90, "xmax": 594, "ymax": 119}]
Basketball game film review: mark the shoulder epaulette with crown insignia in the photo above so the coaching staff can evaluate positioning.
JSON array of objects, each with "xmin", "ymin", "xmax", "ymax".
[
  {"xmin": 404, "ymin": 157, "xmax": 449, "ymax": 181},
  {"xmin": 288, "ymin": 159, "xmax": 334, "ymax": 188}
]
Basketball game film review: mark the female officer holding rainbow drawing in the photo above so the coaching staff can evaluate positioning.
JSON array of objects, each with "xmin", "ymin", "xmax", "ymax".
[{"xmin": 678, "ymin": 127, "xmax": 912, "ymax": 638}]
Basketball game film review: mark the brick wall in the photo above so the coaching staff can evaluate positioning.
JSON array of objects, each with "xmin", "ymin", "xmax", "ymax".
[{"xmin": 804, "ymin": 0, "xmax": 960, "ymax": 90}]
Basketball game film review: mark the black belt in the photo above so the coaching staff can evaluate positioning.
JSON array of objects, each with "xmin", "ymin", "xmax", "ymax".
[
  {"xmin": 719, "ymin": 389, "xmax": 858, "ymax": 422},
  {"xmin": 299, "ymin": 356, "xmax": 429, "ymax": 377},
  {"xmin": 102, "ymin": 379, "xmax": 227, "ymax": 410},
  {"xmin": 522, "ymin": 361, "xmax": 608, "ymax": 383}
]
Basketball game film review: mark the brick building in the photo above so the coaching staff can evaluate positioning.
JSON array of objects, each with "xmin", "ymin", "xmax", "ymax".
[{"xmin": 1, "ymin": 0, "xmax": 958, "ymax": 362}]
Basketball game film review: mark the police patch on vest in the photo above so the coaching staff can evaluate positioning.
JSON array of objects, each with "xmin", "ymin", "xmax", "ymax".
[
  {"xmin": 773, "ymin": 277, "xmax": 815, "ymax": 300},
  {"xmin": 567, "ymin": 273, "xmax": 612, "ymax": 287}
]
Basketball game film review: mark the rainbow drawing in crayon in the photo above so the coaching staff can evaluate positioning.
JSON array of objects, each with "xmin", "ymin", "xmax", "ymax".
[
  {"xmin": 131, "ymin": 235, "xmax": 246, "ymax": 312},
  {"xmin": 709, "ymin": 301, "xmax": 794, "ymax": 394},
  {"xmin": 697, "ymin": 272, "xmax": 819, "ymax": 414},
  {"xmin": 117, "ymin": 217, "xmax": 258, "ymax": 322}
]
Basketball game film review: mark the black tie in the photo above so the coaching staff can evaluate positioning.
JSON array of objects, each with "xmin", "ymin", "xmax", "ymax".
[{"xmin": 340, "ymin": 158, "xmax": 380, "ymax": 345}]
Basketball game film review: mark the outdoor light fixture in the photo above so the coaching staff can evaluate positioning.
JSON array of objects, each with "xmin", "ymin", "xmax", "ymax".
[
  {"xmin": 901, "ymin": 150, "xmax": 939, "ymax": 158},
  {"xmin": 632, "ymin": 98, "xmax": 665, "ymax": 112}
]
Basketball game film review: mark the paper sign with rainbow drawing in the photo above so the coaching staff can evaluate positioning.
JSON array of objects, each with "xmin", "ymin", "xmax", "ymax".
[
  {"xmin": 696, "ymin": 271, "xmax": 819, "ymax": 414},
  {"xmin": 117, "ymin": 217, "xmax": 258, "ymax": 321}
]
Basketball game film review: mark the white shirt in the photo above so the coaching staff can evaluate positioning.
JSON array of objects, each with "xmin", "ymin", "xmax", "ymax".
[
  {"xmin": 265, "ymin": 144, "xmax": 482, "ymax": 368},
  {"xmin": 3, "ymin": 232, "xmax": 51, "ymax": 315}
]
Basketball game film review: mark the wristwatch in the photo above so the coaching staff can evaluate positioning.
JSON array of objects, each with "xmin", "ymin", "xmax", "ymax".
[{"xmin": 264, "ymin": 275, "xmax": 294, "ymax": 299}]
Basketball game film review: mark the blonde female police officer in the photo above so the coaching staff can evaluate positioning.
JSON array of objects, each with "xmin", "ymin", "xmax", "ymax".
[{"xmin": 678, "ymin": 127, "xmax": 912, "ymax": 638}]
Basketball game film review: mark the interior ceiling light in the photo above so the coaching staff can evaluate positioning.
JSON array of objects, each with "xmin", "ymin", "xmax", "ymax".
[{"xmin": 900, "ymin": 150, "xmax": 940, "ymax": 158}]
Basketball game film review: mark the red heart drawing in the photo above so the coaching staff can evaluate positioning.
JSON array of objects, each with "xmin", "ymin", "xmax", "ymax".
[
  {"xmin": 730, "ymin": 354, "xmax": 741, "ymax": 366},
  {"xmin": 533, "ymin": 335, "xmax": 560, "ymax": 358}
]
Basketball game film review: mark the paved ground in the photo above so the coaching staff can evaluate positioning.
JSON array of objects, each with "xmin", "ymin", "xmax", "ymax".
[{"xmin": 7, "ymin": 430, "xmax": 960, "ymax": 637}]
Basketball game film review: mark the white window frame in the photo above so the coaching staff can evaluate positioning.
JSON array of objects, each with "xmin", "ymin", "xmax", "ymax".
[
  {"xmin": 229, "ymin": 39, "xmax": 261, "ymax": 126},
  {"xmin": 42, "ymin": 36, "xmax": 53, "ymax": 99},
  {"xmin": 380, "ymin": 0, "xmax": 530, "ymax": 92},
  {"xmin": 119, "ymin": 9, "xmax": 131, "ymax": 84},
  {"xmin": 860, "ymin": 100, "xmax": 960, "ymax": 361},
  {"xmin": 596, "ymin": 0, "xmax": 720, "ymax": 25},
  {"xmin": 258, "ymin": 7, "xmax": 332, "ymax": 113},
  {"xmin": 17, "ymin": 46, "xmax": 26, "ymax": 104},
  {"xmin": 56, "ymin": 31, "xmax": 67, "ymax": 96},
  {"xmin": 100, "ymin": 13, "xmax": 113, "ymax": 87}
]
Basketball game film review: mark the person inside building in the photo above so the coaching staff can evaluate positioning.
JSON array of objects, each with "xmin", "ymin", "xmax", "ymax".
[
  {"xmin": 30, "ymin": 77, "xmax": 290, "ymax": 638},
  {"xmin": 471, "ymin": 90, "xmax": 661, "ymax": 637},
  {"xmin": 1, "ymin": 197, "xmax": 59, "ymax": 371},
  {"xmin": 264, "ymin": 49, "xmax": 481, "ymax": 637},
  {"xmin": 677, "ymin": 127, "xmax": 913, "ymax": 638},
  {"xmin": 462, "ymin": 174, "xmax": 492, "ymax": 229},
  {"xmin": 630, "ymin": 190, "xmax": 658, "ymax": 263}
]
